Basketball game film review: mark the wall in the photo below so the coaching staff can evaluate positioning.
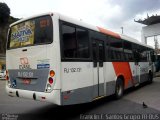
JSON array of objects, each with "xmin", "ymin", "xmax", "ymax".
[{"xmin": 141, "ymin": 23, "xmax": 160, "ymax": 44}]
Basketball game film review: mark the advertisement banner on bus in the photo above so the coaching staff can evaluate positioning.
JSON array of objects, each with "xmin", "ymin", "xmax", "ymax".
[{"xmin": 10, "ymin": 21, "xmax": 35, "ymax": 48}]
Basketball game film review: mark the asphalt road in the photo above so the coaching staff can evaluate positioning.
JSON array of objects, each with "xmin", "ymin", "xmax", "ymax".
[{"xmin": 0, "ymin": 78, "xmax": 160, "ymax": 120}]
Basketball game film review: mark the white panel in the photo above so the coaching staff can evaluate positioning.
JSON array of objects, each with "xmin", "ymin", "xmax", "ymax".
[
  {"xmin": 59, "ymin": 13, "xmax": 99, "ymax": 32},
  {"xmin": 61, "ymin": 62, "xmax": 93, "ymax": 91},
  {"xmin": 129, "ymin": 62, "xmax": 137, "ymax": 77},
  {"xmin": 6, "ymin": 45, "xmax": 47, "ymax": 69},
  {"xmin": 104, "ymin": 62, "xmax": 116, "ymax": 82},
  {"xmin": 142, "ymin": 23, "xmax": 160, "ymax": 37},
  {"xmin": 6, "ymin": 86, "xmax": 61, "ymax": 105},
  {"xmin": 99, "ymin": 67, "xmax": 104, "ymax": 84}
]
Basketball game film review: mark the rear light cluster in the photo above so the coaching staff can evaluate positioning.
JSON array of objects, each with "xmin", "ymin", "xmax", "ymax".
[
  {"xmin": 46, "ymin": 70, "xmax": 55, "ymax": 92},
  {"xmin": 49, "ymin": 77, "xmax": 53, "ymax": 84}
]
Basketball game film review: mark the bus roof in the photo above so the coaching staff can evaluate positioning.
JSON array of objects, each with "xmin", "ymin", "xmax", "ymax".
[
  {"xmin": 9, "ymin": 12, "xmax": 53, "ymax": 27},
  {"xmin": 59, "ymin": 13, "xmax": 153, "ymax": 49}
]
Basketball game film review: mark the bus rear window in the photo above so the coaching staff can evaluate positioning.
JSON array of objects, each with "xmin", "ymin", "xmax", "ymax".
[{"xmin": 8, "ymin": 15, "xmax": 53, "ymax": 49}]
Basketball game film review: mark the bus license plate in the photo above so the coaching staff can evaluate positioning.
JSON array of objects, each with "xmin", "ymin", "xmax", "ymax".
[{"xmin": 23, "ymin": 79, "xmax": 31, "ymax": 84}]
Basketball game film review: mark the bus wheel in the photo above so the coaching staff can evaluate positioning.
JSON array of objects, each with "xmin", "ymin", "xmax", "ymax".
[
  {"xmin": 115, "ymin": 78, "xmax": 124, "ymax": 99},
  {"xmin": 148, "ymin": 72, "xmax": 153, "ymax": 84}
]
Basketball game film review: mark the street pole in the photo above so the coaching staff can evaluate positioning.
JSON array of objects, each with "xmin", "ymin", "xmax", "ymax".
[{"xmin": 121, "ymin": 27, "xmax": 123, "ymax": 34}]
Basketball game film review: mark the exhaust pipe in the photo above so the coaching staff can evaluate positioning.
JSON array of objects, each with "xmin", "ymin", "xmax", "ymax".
[
  {"xmin": 16, "ymin": 91, "xmax": 19, "ymax": 97},
  {"xmin": 33, "ymin": 93, "xmax": 36, "ymax": 100}
]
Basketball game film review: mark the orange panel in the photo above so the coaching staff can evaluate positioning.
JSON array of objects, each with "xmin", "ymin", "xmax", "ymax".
[
  {"xmin": 97, "ymin": 27, "xmax": 121, "ymax": 39},
  {"xmin": 112, "ymin": 62, "xmax": 133, "ymax": 88}
]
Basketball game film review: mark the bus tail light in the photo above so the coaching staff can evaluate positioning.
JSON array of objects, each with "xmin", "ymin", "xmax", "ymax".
[
  {"xmin": 48, "ymin": 77, "xmax": 53, "ymax": 84},
  {"xmin": 47, "ymin": 84, "xmax": 52, "ymax": 91},
  {"xmin": 50, "ymin": 70, "xmax": 55, "ymax": 77}
]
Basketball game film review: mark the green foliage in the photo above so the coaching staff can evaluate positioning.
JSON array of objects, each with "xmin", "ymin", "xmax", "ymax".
[{"xmin": 0, "ymin": 2, "xmax": 10, "ymax": 24}]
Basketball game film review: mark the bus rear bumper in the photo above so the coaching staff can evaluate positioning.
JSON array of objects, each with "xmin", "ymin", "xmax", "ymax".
[{"xmin": 6, "ymin": 86, "xmax": 61, "ymax": 105}]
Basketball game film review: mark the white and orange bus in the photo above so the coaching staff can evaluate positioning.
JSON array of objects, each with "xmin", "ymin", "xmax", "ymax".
[{"xmin": 6, "ymin": 12, "xmax": 155, "ymax": 105}]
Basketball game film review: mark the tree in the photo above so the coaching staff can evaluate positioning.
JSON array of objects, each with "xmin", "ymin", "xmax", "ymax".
[
  {"xmin": 0, "ymin": 2, "xmax": 19, "ymax": 54},
  {"xmin": 0, "ymin": 2, "xmax": 10, "ymax": 24},
  {"xmin": 0, "ymin": 3, "xmax": 10, "ymax": 53}
]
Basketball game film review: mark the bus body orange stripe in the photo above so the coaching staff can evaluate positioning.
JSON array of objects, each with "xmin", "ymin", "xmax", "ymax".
[
  {"xmin": 97, "ymin": 27, "xmax": 121, "ymax": 39},
  {"xmin": 112, "ymin": 62, "xmax": 133, "ymax": 89}
]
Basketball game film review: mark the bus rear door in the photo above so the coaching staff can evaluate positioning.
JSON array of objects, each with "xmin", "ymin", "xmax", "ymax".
[{"xmin": 92, "ymin": 39, "xmax": 105, "ymax": 97}]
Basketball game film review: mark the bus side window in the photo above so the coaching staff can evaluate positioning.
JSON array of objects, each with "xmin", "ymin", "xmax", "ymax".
[
  {"xmin": 133, "ymin": 50, "xmax": 140, "ymax": 62},
  {"xmin": 123, "ymin": 40, "xmax": 134, "ymax": 61},
  {"xmin": 109, "ymin": 37, "xmax": 123, "ymax": 61},
  {"xmin": 62, "ymin": 25, "xmax": 77, "ymax": 58},
  {"xmin": 77, "ymin": 28, "xmax": 89, "ymax": 58},
  {"xmin": 62, "ymin": 23, "xmax": 90, "ymax": 59},
  {"xmin": 139, "ymin": 46, "xmax": 147, "ymax": 62}
]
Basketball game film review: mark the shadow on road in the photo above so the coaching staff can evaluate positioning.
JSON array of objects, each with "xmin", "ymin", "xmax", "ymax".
[
  {"xmin": 20, "ymin": 95, "xmax": 115, "ymax": 120},
  {"xmin": 19, "ymin": 82, "xmax": 151, "ymax": 120}
]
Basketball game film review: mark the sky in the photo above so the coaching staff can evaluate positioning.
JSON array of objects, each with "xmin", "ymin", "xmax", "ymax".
[{"xmin": 1, "ymin": 0, "xmax": 160, "ymax": 46}]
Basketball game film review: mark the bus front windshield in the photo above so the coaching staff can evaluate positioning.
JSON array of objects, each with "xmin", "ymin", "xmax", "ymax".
[{"xmin": 8, "ymin": 15, "xmax": 53, "ymax": 49}]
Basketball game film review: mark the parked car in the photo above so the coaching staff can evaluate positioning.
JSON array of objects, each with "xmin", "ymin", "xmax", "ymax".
[{"xmin": 0, "ymin": 70, "xmax": 6, "ymax": 79}]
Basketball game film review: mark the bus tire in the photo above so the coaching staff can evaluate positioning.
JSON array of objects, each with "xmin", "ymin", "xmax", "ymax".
[
  {"xmin": 115, "ymin": 78, "xmax": 124, "ymax": 99},
  {"xmin": 148, "ymin": 72, "xmax": 153, "ymax": 84}
]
